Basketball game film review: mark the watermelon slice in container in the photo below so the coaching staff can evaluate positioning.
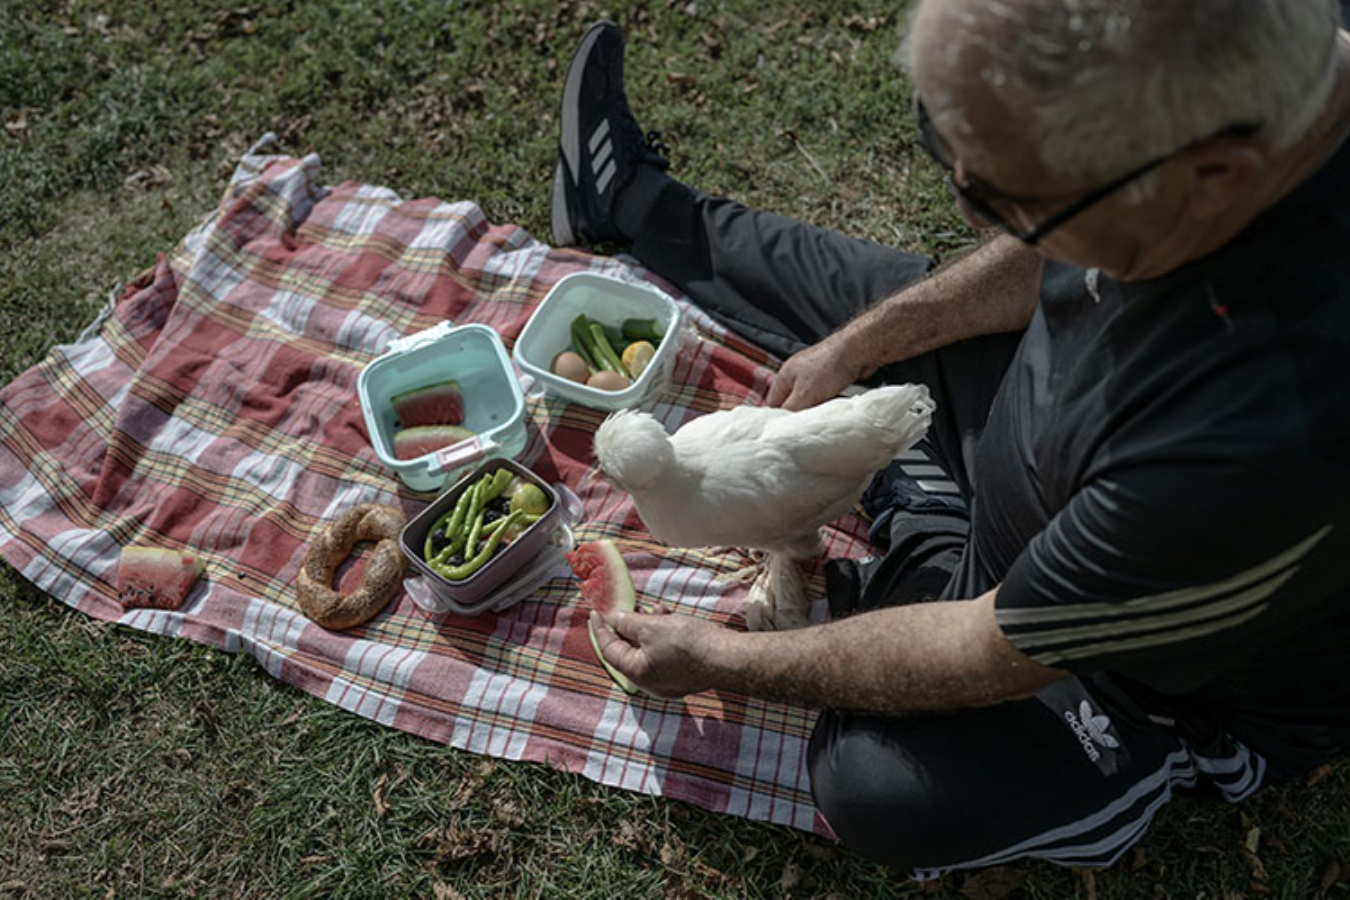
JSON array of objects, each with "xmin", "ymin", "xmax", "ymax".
[
  {"xmin": 392, "ymin": 424, "xmax": 476, "ymax": 461},
  {"xmin": 566, "ymin": 539, "xmax": 640, "ymax": 694},
  {"xmin": 116, "ymin": 546, "xmax": 205, "ymax": 610},
  {"xmin": 392, "ymin": 379, "xmax": 464, "ymax": 427}
]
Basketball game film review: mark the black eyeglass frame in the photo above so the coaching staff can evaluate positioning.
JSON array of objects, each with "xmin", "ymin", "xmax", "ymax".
[{"xmin": 912, "ymin": 95, "xmax": 1261, "ymax": 245}]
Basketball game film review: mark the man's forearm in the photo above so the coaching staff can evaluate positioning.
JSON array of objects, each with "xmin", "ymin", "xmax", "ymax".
[
  {"xmin": 698, "ymin": 592, "xmax": 1061, "ymax": 715},
  {"xmin": 838, "ymin": 235, "xmax": 1043, "ymax": 377}
]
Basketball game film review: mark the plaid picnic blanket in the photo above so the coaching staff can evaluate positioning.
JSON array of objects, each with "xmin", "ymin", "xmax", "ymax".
[{"xmin": 0, "ymin": 139, "xmax": 878, "ymax": 835}]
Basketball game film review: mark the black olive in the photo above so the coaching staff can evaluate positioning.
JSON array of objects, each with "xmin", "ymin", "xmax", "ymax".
[{"xmin": 429, "ymin": 528, "xmax": 451, "ymax": 555}]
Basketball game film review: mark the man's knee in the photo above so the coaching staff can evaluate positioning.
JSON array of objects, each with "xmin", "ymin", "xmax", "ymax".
[{"xmin": 807, "ymin": 710, "xmax": 983, "ymax": 871}]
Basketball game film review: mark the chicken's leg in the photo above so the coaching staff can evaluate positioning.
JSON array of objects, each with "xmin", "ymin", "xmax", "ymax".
[{"xmin": 745, "ymin": 551, "xmax": 809, "ymax": 631}]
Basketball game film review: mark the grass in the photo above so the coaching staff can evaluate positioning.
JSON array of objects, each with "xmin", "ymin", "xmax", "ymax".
[{"xmin": 1, "ymin": 0, "xmax": 1346, "ymax": 897}]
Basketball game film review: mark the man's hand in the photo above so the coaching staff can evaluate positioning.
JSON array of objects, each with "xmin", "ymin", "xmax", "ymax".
[
  {"xmin": 590, "ymin": 590, "xmax": 1063, "ymax": 714},
  {"xmin": 589, "ymin": 607, "xmax": 727, "ymax": 699},
  {"xmin": 767, "ymin": 237, "xmax": 1044, "ymax": 411},
  {"xmin": 766, "ymin": 332, "xmax": 870, "ymax": 410}
]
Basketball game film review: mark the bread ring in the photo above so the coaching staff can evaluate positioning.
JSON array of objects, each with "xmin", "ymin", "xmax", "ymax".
[{"xmin": 296, "ymin": 503, "xmax": 407, "ymax": 630}]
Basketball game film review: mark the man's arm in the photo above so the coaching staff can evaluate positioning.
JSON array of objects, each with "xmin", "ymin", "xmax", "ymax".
[
  {"xmin": 589, "ymin": 588, "xmax": 1065, "ymax": 714},
  {"xmin": 767, "ymin": 235, "xmax": 1044, "ymax": 409}
]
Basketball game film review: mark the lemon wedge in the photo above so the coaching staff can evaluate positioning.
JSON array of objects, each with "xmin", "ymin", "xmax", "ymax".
[{"xmin": 621, "ymin": 340, "xmax": 657, "ymax": 379}]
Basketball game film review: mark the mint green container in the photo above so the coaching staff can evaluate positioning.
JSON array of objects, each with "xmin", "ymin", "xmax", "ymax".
[{"xmin": 358, "ymin": 322, "xmax": 528, "ymax": 493}]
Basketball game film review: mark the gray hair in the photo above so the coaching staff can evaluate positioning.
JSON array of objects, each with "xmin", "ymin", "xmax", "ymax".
[{"xmin": 906, "ymin": 0, "xmax": 1342, "ymax": 196}]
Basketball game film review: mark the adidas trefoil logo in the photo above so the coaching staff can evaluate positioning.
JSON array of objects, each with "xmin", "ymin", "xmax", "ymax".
[{"xmin": 1064, "ymin": 699, "xmax": 1120, "ymax": 763}]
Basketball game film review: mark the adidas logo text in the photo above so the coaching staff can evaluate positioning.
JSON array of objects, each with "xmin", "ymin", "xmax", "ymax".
[{"xmin": 1064, "ymin": 699, "xmax": 1120, "ymax": 763}]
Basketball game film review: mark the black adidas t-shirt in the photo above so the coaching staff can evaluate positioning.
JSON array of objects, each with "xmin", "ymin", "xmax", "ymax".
[{"xmin": 959, "ymin": 136, "xmax": 1350, "ymax": 766}]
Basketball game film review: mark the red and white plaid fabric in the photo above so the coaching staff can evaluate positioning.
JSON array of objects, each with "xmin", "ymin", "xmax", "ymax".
[{"xmin": 0, "ymin": 142, "xmax": 878, "ymax": 835}]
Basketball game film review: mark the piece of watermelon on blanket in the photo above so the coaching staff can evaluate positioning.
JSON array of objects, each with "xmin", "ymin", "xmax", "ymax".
[{"xmin": 116, "ymin": 546, "xmax": 205, "ymax": 610}]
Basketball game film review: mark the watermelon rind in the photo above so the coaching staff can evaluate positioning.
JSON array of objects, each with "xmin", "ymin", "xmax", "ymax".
[
  {"xmin": 567, "ymin": 539, "xmax": 640, "ymax": 694},
  {"xmin": 392, "ymin": 379, "xmax": 464, "ymax": 427},
  {"xmin": 588, "ymin": 617, "xmax": 641, "ymax": 695},
  {"xmin": 116, "ymin": 545, "xmax": 205, "ymax": 610},
  {"xmin": 392, "ymin": 424, "xmax": 475, "ymax": 461}
]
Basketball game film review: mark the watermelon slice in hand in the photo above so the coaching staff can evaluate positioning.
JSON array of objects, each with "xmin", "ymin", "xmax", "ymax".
[
  {"xmin": 566, "ymin": 539, "xmax": 640, "ymax": 695},
  {"xmin": 392, "ymin": 424, "xmax": 476, "ymax": 461},
  {"xmin": 116, "ymin": 546, "xmax": 205, "ymax": 610},
  {"xmin": 392, "ymin": 379, "xmax": 464, "ymax": 427}
]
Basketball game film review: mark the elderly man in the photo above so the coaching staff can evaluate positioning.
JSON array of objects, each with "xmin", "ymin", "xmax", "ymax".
[{"xmin": 551, "ymin": 1, "xmax": 1350, "ymax": 874}]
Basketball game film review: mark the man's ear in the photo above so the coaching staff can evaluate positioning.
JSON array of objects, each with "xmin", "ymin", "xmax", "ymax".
[{"xmin": 1179, "ymin": 142, "xmax": 1265, "ymax": 219}]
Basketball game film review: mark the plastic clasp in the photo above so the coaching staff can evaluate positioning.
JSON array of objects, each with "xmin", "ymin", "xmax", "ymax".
[
  {"xmin": 382, "ymin": 320, "xmax": 457, "ymax": 357},
  {"xmin": 517, "ymin": 372, "xmax": 547, "ymax": 403},
  {"xmin": 552, "ymin": 483, "xmax": 584, "ymax": 528},
  {"xmin": 428, "ymin": 435, "xmax": 493, "ymax": 474}
]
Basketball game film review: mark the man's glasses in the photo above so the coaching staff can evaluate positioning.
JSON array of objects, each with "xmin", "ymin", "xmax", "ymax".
[{"xmin": 912, "ymin": 95, "xmax": 1260, "ymax": 245}]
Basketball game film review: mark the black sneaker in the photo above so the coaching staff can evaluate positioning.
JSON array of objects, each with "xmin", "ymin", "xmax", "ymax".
[{"xmin": 551, "ymin": 22, "xmax": 669, "ymax": 247}]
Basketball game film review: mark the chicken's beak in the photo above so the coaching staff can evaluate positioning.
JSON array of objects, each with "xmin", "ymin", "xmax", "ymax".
[{"xmin": 585, "ymin": 467, "xmax": 611, "ymax": 487}]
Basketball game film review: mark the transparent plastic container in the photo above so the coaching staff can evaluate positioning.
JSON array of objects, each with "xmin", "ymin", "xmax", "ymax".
[
  {"xmin": 358, "ymin": 322, "xmax": 528, "ymax": 493},
  {"xmin": 399, "ymin": 458, "xmax": 583, "ymax": 617},
  {"xmin": 512, "ymin": 272, "xmax": 683, "ymax": 411}
]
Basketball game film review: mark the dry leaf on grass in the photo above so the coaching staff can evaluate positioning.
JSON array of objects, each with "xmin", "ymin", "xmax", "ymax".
[
  {"xmin": 842, "ymin": 14, "xmax": 887, "ymax": 31},
  {"xmin": 1306, "ymin": 764, "xmax": 1335, "ymax": 787},
  {"xmin": 432, "ymin": 881, "xmax": 467, "ymax": 900},
  {"xmin": 960, "ymin": 866, "xmax": 1029, "ymax": 900},
  {"xmin": 1241, "ymin": 824, "xmax": 1268, "ymax": 882},
  {"xmin": 689, "ymin": 858, "xmax": 727, "ymax": 885},
  {"xmin": 490, "ymin": 798, "xmax": 525, "ymax": 829},
  {"xmin": 1075, "ymin": 868, "xmax": 1098, "ymax": 900},
  {"xmin": 612, "ymin": 818, "xmax": 643, "ymax": 851},
  {"xmin": 1318, "ymin": 856, "xmax": 1346, "ymax": 899},
  {"xmin": 123, "ymin": 165, "xmax": 173, "ymax": 190},
  {"xmin": 779, "ymin": 860, "xmax": 804, "ymax": 892},
  {"xmin": 373, "ymin": 773, "xmax": 390, "ymax": 818},
  {"xmin": 430, "ymin": 823, "xmax": 498, "ymax": 866}
]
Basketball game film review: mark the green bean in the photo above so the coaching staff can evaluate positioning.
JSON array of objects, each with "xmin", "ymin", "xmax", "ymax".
[
  {"xmin": 463, "ymin": 509, "xmax": 486, "ymax": 561},
  {"xmin": 424, "ymin": 482, "xmax": 475, "ymax": 560},
  {"xmin": 433, "ymin": 510, "xmax": 524, "ymax": 580},
  {"xmin": 588, "ymin": 323, "xmax": 628, "ymax": 374},
  {"xmin": 449, "ymin": 479, "xmax": 486, "ymax": 556},
  {"xmin": 483, "ymin": 468, "xmax": 513, "ymax": 502},
  {"xmin": 569, "ymin": 315, "xmax": 601, "ymax": 371},
  {"xmin": 501, "ymin": 510, "xmax": 543, "ymax": 541}
]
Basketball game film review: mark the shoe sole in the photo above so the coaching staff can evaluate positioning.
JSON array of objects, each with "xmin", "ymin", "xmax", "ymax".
[
  {"xmin": 550, "ymin": 160, "xmax": 575, "ymax": 246},
  {"xmin": 552, "ymin": 22, "xmax": 614, "ymax": 247}
]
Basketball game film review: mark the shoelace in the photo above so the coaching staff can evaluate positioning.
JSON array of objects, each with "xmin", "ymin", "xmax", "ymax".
[{"xmin": 642, "ymin": 130, "xmax": 672, "ymax": 168}]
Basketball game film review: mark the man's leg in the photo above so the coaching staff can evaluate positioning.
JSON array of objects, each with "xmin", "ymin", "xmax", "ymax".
[
  {"xmin": 553, "ymin": 22, "xmax": 1018, "ymax": 492},
  {"xmin": 807, "ymin": 676, "xmax": 1199, "ymax": 874},
  {"xmin": 618, "ymin": 170, "xmax": 935, "ymax": 361}
]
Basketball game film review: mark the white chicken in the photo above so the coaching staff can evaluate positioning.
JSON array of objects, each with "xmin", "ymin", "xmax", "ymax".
[{"xmin": 592, "ymin": 384, "xmax": 934, "ymax": 630}]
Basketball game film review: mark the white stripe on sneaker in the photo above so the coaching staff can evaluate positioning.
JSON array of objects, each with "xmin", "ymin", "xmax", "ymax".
[
  {"xmin": 595, "ymin": 158, "xmax": 618, "ymax": 195},
  {"xmin": 592, "ymin": 138, "xmax": 614, "ymax": 173},
  {"xmin": 588, "ymin": 118, "xmax": 611, "ymax": 153}
]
